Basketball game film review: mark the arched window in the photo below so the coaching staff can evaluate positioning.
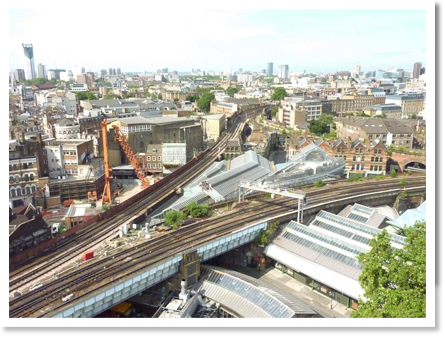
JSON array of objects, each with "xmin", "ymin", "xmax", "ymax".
[
  {"xmin": 31, "ymin": 186, "xmax": 36, "ymax": 193},
  {"xmin": 9, "ymin": 176, "xmax": 14, "ymax": 183},
  {"xmin": 10, "ymin": 189, "xmax": 17, "ymax": 197},
  {"xmin": 361, "ymin": 156, "xmax": 365, "ymax": 161},
  {"xmin": 24, "ymin": 174, "xmax": 29, "ymax": 182},
  {"xmin": 26, "ymin": 186, "xmax": 31, "ymax": 194},
  {"xmin": 16, "ymin": 188, "xmax": 22, "ymax": 196}
]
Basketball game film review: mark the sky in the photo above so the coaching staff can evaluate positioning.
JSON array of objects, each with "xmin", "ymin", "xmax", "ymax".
[{"xmin": 8, "ymin": 1, "xmax": 428, "ymax": 75}]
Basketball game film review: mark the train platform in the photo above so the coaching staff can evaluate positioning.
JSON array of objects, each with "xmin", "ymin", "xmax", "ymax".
[{"xmin": 227, "ymin": 265, "xmax": 353, "ymax": 318}]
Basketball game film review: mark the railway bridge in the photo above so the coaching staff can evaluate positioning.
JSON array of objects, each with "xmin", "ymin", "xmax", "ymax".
[
  {"xmin": 390, "ymin": 152, "xmax": 426, "ymax": 172},
  {"xmin": 45, "ymin": 184, "xmax": 425, "ymax": 318}
]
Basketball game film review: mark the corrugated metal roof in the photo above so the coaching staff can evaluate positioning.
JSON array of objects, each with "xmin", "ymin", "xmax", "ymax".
[
  {"xmin": 202, "ymin": 266, "xmax": 315, "ymax": 315},
  {"xmin": 264, "ymin": 244, "xmax": 364, "ymax": 300},
  {"xmin": 200, "ymin": 269, "xmax": 298, "ymax": 318}
]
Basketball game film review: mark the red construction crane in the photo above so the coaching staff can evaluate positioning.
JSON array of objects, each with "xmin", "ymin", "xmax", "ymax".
[
  {"xmin": 101, "ymin": 119, "xmax": 113, "ymax": 203},
  {"xmin": 112, "ymin": 124, "xmax": 150, "ymax": 189}
]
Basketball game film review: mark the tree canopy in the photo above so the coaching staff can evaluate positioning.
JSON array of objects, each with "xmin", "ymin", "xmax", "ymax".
[
  {"xmin": 75, "ymin": 92, "xmax": 98, "ymax": 101},
  {"xmin": 164, "ymin": 210, "xmax": 186, "ymax": 230},
  {"xmin": 226, "ymin": 87, "xmax": 240, "ymax": 97},
  {"xmin": 308, "ymin": 113, "xmax": 334, "ymax": 135},
  {"xmin": 351, "ymin": 221, "xmax": 426, "ymax": 318},
  {"xmin": 197, "ymin": 92, "xmax": 215, "ymax": 112},
  {"xmin": 270, "ymin": 87, "xmax": 287, "ymax": 101},
  {"xmin": 270, "ymin": 106, "xmax": 279, "ymax": 119},
  {"xmin": 185, "ymin": 94, "xmax": 200, "ymax": 102},
  {"xmin": 185, "ymin": 201, "xmax": 210, "ymax": 218}
]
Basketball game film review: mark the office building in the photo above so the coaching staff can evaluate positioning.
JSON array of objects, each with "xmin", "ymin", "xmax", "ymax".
[
  {"xmin": 278, "ymin": 65, "xmax": 289, "ymax": 79},
  {"xmin": 22, "ymin": 44, "xmax": 36, "ymax": 80},
  {"xmin": 72, "ymin": 65, "xmax": 85, "ymax": 77},
  {"xmin": 37, "ymin": 64, "xmax": 46, "ymax": 78},
  {"xmin": 117, "ymin": 68, "xmax": 121, "ymax": 76},
  {"xmin": 266, "ymin": 62, "xmax": 273, "ymax": 77},
  {"xmin": 412, "ymin": 62, "xmax": 422, "ymax": 79},
  {"xmin": 14, "ymin": 69, "xmax": 25, "ymax": 82}
]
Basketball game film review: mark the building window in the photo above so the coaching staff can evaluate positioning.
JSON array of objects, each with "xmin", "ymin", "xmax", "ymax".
[
  {"xmin": 30, "ymin": 174, "xmax": 34, "ymax": 181},
  {"xmin": 371, "ymin": 157, "xmax": 374, "ymax": 162},
  {"xmin": 158, "ymin": 163, "xmax": 162, "ymax": 169},
  {"xmin": 26, "ymin": 186, "xmax": 31, "ymax": 194},
  {"xmin": 353, "ymin": 156, "xmax": 356, "ymax": 161},
  {"xmin": 10, "ymin": 189, "xmax": 17, "ymax": 197},
  {"xmin": 370, "ymin": 165, "xmax": 374, "ymax": 171},
  {"xmin": 379, "ymin": 166, "xmax": 382, "ymax": 171},
  {"xmin": 147, "ymin": 156, "xmax": 151, "ymax": 161},
  {"xmin": 17, "ymin": 188, "xmax": 22, "ymax": 196},
  {"xmin": 157, "ymin": 156, "xmax": 161, "ymax": 161}
]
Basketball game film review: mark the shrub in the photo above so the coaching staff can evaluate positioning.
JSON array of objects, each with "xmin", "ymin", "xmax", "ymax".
[
  {"xmin": 390, "ymin": 169, "xmax": 397, "ymax": 178},
  {"xmin": 164, "ymin": 210, "xmax": 186, "ymax": 229},
  {"xmin": 314, "ymin": 179, "xmax": 325, "ymax": 187},
  {"xmin": 400, "ymin": 178, "xmax": 407, "ymax": 185}
]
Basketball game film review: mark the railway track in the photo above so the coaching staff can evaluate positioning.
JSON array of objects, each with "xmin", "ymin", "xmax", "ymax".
[
  {"xmin": 9, "ymin": 107, "xmax": 265, "ymax": 290},
  {"xmin": 9, "ymin": 178, "xmax": 425, "ymax": 317}
]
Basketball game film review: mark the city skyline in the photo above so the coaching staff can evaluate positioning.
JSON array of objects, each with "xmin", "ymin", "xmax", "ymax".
[{"xmin": 9, "ymin": 3, "xmax": 427, "ymax": 75}]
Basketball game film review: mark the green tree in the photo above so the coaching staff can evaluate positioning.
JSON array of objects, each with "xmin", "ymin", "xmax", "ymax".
[
  {"xmin": 226, "ymin": 87, "xmax": 240, "ymax": 97},
  {"xmin": 157, "ymin": 93, "xmax": 163, "ymax": 99},
  {"xmin": 75, "ymin": 92, "xmax": 98, "ymax": 101},
  {"xmin": 270, "ymin": 106, "xmax": 279, "ymax": 118},
  {"xmin": 309, "ymin": 114, "xmax": 334, "ymax": 136},
  {"xmin": 123, "ymin": 92, "xmax": 135, "ymax": 99},
  {"xmin": 164, "ymin": 210, "xmax": 186, "ymax": 230},
  {"xmin": 105, "ymin": 92, "xmax": 120, "ymax": 99},
  {"xmin": 314, "ymin": 179, "xmax": 325, "ymax": 187},
  {"xmin": 197, "ymin": 92, "xmax": 215, "ymax": 112},
  {"xmin": 271, "ymin": 87, "xmax": 287, "ymax": 101},
  {"xmin": 173, "ymin": 98, "xmax": 179, "ymax": 103},
  {"xmin": 352, "ymin": 222, "xmax": 426, "ymax": 318},
  {"xmin": 185, "ymin": 201, "xmax": 210, "ymax": 218}
]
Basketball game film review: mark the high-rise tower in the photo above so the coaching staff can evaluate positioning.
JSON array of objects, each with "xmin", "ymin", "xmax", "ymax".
[
  {"xmin": 37, "ymin": 63, "xmax": 46, "ymax": 78},
  {"xmin": 413, "ymin": 62, "xmax": 422, "ymax": 79},
  {"xmin": 278, "ymin": 65, "xmax": 289, "ymax": 79},
  {"xmin": 22, "ymin": 44, "xmax": 36, "ymax": 80},
  {"xmin": 266, "ymin": 62, "xmax": 273, "ymax": 76}
]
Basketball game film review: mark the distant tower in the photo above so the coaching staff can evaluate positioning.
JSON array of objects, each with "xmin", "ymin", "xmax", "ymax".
[
  {"xmin": 14, "ymin": 69, "xmax": 25, "ymax": 82},
  {"xmin": 355, "ymin": 65, "xmax": 361, "ymax": 72},
  {"xmin": 278, "ymin": 65, "xmax": 289, "ymax": 79},
  {"xmin": 413, "ymin": 62, "xmax": 422, "ymax": 79},
  {"xmin": 266, "ymin": 62, "xmax": 273, "ymax": 77},
  {"xmin": 116, "ymin": 68, "xmax": 121, "ymax": 76},
  {"xmin": 420, "ymin": 67, "xmax": 425, "ymax": 75},
  {"xmin": 108, "ymin": 68, "xmax": 113, "ymax": 75},
  {"xmin": 37, "ymin": 64, "xmax": 46, "ymax": 78},
  {"xmin": 22, "ymin": 43, "xmax": 36, "ymax": 80}
]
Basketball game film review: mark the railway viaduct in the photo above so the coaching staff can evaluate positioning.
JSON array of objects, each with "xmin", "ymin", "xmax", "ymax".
[
  {"xmin": 390, "ymin": 152, "xmax": 426, "ymax": 172},
  {"xmin": 48, "ymin": 185, "xmax": 425, "ymax": 318}
]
